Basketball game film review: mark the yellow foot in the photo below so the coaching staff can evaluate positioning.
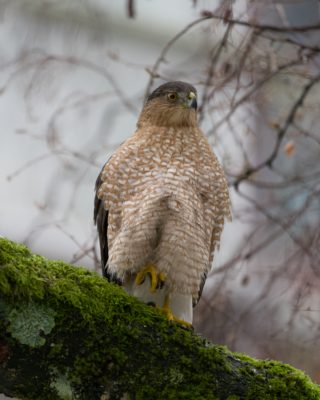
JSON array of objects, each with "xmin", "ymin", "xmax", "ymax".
[
  {"xmin": 160, "ymin": 294, "xmax": 193, "ymax": 329},
  {"xmin": 135, "ymin": 264, "xmax": 166, "ymax": 293}
]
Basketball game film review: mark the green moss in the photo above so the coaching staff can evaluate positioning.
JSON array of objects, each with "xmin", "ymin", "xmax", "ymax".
[
  {"xmin": 232, "ymin": 354, "xmax": 320, "ymax": 400},
  {"xmin": 0, "ymin": 237, "xmax": 320, "ymax": 400},
  {"xmin": 0, "ymin": 240, "xmax": 45, "ymax": 299}
]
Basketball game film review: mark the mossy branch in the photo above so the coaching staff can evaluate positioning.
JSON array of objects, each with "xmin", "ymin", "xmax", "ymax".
[{"xmin": 0, "ymin": 238, "xmax": 319, "ymax": 400}]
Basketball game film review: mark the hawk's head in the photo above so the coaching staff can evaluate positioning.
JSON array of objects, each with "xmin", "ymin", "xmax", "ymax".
[{"xmin": 138, "ymin": 81, "xmax": 198, "ymax": 128}]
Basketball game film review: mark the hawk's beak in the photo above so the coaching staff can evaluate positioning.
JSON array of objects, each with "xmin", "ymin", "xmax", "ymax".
[{"xmin": 186, "ymin": 91, "xmax": 197, "ymax": 110}]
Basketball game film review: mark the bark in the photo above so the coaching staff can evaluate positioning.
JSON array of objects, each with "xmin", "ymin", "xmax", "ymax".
[{"xmin": 0, "ymin": 238, "xmax": 319, "ymax": 400}]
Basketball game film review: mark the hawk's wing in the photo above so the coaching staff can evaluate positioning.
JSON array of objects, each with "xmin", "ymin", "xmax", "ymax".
[
  {"xmin": 94, "ymin": 165, "xmax": 121, "ymax": 285},
  {"xmin": 194, "ymin": 271, "xmax": 207, "ymax": 307}
]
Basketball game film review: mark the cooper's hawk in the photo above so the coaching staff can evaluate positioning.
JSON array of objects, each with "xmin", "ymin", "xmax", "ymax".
[{"xmin": 94, "ymin": 81, "xmax": 230, "ymax": 326}]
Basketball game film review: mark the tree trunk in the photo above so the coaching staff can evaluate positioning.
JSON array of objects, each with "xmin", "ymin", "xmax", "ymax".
[{"xmin": 0, "ymin": 238, "xmax": 319, "ymax": 400}]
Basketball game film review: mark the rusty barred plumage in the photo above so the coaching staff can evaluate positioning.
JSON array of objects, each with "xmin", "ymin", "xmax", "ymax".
[{"xmin": 94, "ymin": 81, "xmax": 231, "ymax": 325}]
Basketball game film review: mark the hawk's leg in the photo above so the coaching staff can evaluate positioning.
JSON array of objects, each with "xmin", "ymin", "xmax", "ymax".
[
  {"xmin": 135, "ymin": 264, "xmax": 166, "ymax": 293},
  {"xmin": 160, "ymin": 293, "xmax": 192, "ymax": 328},
  {"xmin": 135, "ymin": 266, "xmax": 192, "ymax": 328}
]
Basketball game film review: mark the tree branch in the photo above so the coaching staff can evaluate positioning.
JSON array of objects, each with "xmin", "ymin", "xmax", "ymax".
[
  {"xmin": 0, "ymin": 238, "xmax": 319, "ymax": 400},
  {"xmin": 233, "ymin": 73, "xmax": 320, "ymax": 188},
  {"xmin": 201, "ymin": 11, "xmax": 320, "ymax": 33}
]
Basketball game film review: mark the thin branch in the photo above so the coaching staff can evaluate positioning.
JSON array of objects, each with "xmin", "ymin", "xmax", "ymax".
[
  {"xmin": 145, "ymin": 16, "xmax": 212, "ymax": 96},
  {"xmin": 201, "ymin": 11, "xmax": 320, "ymax": 33},
  {"xmin": 127, "ymin": 0, "xmax": 135, "ymax": 18},
  {"xmin": 198, "ymin": 22, "xmax": 233, "ymax": 123},
  {"xmin": 233, "ymin": 73, "xmax": 320, "ymax": 188}
]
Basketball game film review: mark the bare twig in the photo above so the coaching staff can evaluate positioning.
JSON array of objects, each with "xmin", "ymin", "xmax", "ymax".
[
  {"xmin": 127, "ymin": 0, "xmax": 135, "ymax": 18},
  {"xmin": 233, "ymin": 73, "xmax": 320, "ymax": 188}
]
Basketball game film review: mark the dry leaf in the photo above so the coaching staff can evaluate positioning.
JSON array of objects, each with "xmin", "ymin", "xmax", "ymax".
[{"xmin": 284, "ymin": 141, "xmax": 296, "ymax": 157}]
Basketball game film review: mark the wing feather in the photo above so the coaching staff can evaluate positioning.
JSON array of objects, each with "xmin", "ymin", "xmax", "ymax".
[{"xmin": 94, "ymin": 166, "xmax": 121, "ymax": 285}]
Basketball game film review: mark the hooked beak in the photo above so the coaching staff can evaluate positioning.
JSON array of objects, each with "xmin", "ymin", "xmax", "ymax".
[{"xmin": 185, "ymin": 91, "xmax": 197, "ymax": 110}]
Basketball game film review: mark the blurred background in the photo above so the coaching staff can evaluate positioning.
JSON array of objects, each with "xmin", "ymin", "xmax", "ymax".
[{"xmin": 1, "ymin": 0, "xmax": 319, "ymax": 394}]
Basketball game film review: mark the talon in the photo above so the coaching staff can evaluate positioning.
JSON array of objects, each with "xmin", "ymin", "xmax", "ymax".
[
  {"xmin": 173, "ymin": 317, "xmax": 193, "ymax": 329},
  {"xmin": 157, "ymin": 271, "xmax": 166, "ymax": 289},
  {"xmin": 135, "ymin": 264, "xmax": 165, "ymax": 293},
  {"xmin": 135, "ymin": 271, "xmax": 145, "ymax": 285},
  {"xmin": 159, "ymin": 294, "xmax": 192, "ymax": 328},
  {"xmin": 160, "ymin": 307, "xmax": 174, "ymax": 321}
]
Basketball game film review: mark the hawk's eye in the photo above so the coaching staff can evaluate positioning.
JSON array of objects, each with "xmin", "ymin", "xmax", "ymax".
[{"xmin": 167, "ymin": 92, "xmax": 177, "ymax": 102}]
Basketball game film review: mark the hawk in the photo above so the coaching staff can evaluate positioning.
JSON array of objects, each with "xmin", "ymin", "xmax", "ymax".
[{"xmin": 94, "ymin": 81, "xmax": 230, "ymax": 326}]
